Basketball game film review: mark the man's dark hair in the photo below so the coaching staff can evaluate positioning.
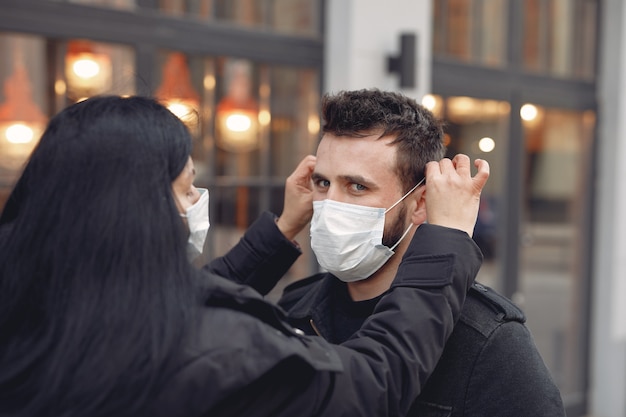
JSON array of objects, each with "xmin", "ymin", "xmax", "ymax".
[{"xmin": 321, "ymin": 88, "xmax": 446, "ymax": 192}]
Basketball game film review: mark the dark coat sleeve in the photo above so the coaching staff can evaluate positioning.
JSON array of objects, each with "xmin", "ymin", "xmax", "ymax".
[
  {"xmin": 203, "ymin": 211, "xmax": 302, "ymax": 295},
  {"xmin": 210, "ymin": 224, "xmax": 483, "ymax": 417}
]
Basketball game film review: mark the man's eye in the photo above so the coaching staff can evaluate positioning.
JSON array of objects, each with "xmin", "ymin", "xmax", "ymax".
[
  {"xmin": 350, "ymin": 183, "xmax": 367, "ymax": 192},
  {"xmin": 315, "ymin": 179, "xmax": 330, "ymax": 188}
]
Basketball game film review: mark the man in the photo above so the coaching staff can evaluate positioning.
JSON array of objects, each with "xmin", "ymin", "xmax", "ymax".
[{"xmin": 276, "ymin": 89, "xmax": 565, "ymax": 416}]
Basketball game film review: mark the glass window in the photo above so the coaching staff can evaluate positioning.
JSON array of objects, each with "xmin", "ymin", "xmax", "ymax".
[
  {"xmin": 269, "ymin": 0, "xmax": 320, "ymax": 38},
  {"xmin": 54, "ymin": 0, "xmax": 136, "ymax": 10},
  {"xmin": 427, "ymin": 95, "xmax": 510, "ymax": 292},
  {"xmin": 157, "ymin": 0, "xmax": 321, "ymax": 38},
  {"xmin": 523, "ymin": 0, "xmax": 597, "ymax": 79},
  {"xmin": 159, "ymin": 0, "xmax": 211, "ymax": 17},
  {"xmin": 520, "ymin": 106, "xmax": 594, "ymax": 398},
  {"xmin": 0, "ymin": 33, "xmax": 48, "ymax": 207},
  {"xmin": 0, "ymin": 33, "xmax": 136, "ymax": 212},
  {"xmin": 269, "ymin": 65, "xmax": 319, "ymax": 176},
  {"xmin": 213, "ymin": 58, "xmax": 262, "ymax": 176},
  {"xmin": 432, "ymin": 94, "xmax": 594, "ymax": 406},
  {"xmin": 176, "ymin": 55, "xmax": 321, "ymax": 291},
  {"xmin": 65, "ymin": 40, "xmax": 136, "ymax": 103},
  {"xmin": 433, "ymin": 0, "xmax": 508, "ymax": 67},
  {"xmin": 2, "ymin": 0, "xmax": 324, "ymax": 301}
]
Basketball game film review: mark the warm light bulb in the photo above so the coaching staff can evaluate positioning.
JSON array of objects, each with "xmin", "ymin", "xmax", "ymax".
[
  {"xmin": 203, "ymin": 74, "xmax": 216, "ymax": 90},
  {"xmin": 226, "ymin": 114, "xmax": 252, "ymax": 132},
  {"xmin": 73, "ymin": 58, "xmax": 100, "ymax": 79},
  {"xmin": 308, "ymin": 115, "xmax": 320, "ymax": 135},
  {"xmin": 478, "ymin": 137, "xmax": 495, "ymax": 153},
  {"xmin": 5, "ymin": 123, "xmax": 34, "ymax": 144},
  {"xmin": 168, "ymin": 102, "xmax": 191, "ymax": 118},
  {"xmin": 422, "ymin": 94, "xmax": 436, "ymax": 111},
  {"xmin": 55, "ymin": 79, "xmax": 67, "ymax": 95},
  {"xmin": 520, "ymin": 104, "xmax": 538, "ymax": 121},
  {"xmin": 258, "ymin": 110, "xmax": 271, "ymax": 126}
]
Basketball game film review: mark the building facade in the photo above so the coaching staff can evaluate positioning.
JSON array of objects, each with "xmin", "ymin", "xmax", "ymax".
[{"xmin": 0, "ymin": 0, "xmax": 623, "ymax": 415}]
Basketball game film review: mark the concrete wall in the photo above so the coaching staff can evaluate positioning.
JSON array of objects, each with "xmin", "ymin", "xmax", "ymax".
[
  {"xmin": 591, "ymin": 0, "xmax": 626, "ymax": 415},
  {"xmin": 324, "ymin": 0, "xmax": 432, "ymax": 99}
]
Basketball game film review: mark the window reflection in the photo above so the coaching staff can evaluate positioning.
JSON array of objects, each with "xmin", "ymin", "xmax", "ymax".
[
  {"xmin": 62, "ymin": 0, "xmax": 136, "ymax": 10},
  {"xmin": 441, "ymin": 96, "xmax": 509, "ymax": 289},
  {"xmin": 434, "ymin": 0, "xmax": 597, "ymax": 79},
  {"xmin": 0, "ymin": 34, "xmax": 136, "ymax": 211},
  {"xmin": 157, "ymin": 0, "xmax": 321, "ymax": 37},
  {"xmin": 199, "ymin": 59, "xmax": 319, "ymax": 293},
  {"xmin": 522, "ymin": 0, "xmax": 597, "ymax": 79},
  {"xmin": 216, "ymin": 59, "xmax": 260, "ymax": 153},
  {"xmin": 433, "ymin": 0, "xmax": 507, "ymax": 67},
  {"xmin": 65, "ymin": 40, "xmax": 135, "ymax": 103},
  {"xmin": 0, "ymin": 34, "xmax": 48, "ymax": 198},
  {"xmin": 520, "ymin": 106, "xmax": 594, "ymax": 398},
  {"xmin": 214, "ymin": 57, "xmax": 261, "ymax": 180},
  {"xmin": 436, "ymin": 94, "xmax": 594, "ymax": 403},
  {"xmin": 269, "ymin": 66, "xmax": 319, "ymax": 176},
  {"xmin": 155, "ymin": 51, "xmax": 201, "ymax": 131}
]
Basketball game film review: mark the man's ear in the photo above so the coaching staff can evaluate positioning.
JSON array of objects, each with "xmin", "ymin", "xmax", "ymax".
[{"xmin": 410, "ymin": 187, "xmax": 428, "ymax": 225}]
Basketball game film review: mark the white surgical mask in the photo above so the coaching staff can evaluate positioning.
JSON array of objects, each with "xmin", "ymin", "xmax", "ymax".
[
  {"xmin": 181, "ymin": 188, "xmax": 210, "ymax": 260},
  {"xmin": 310, "ymin": 179, "xmax": 424, "ymax": 282}
]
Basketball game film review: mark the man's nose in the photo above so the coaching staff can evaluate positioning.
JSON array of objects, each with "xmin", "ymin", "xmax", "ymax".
[{"xmin": 324, "ymin": 185, "xmax": 343, "ymax": 202}]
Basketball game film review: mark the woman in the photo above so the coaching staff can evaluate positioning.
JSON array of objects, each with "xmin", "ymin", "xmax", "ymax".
[{"xmin": 0, "ymin": 95, "xmax": 485, "ymax": 417}]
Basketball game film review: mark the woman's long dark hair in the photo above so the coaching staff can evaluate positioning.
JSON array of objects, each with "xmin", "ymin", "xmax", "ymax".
[{"xmin": 0, "ymin": 96, "xmax": 199, "ymax": 416}]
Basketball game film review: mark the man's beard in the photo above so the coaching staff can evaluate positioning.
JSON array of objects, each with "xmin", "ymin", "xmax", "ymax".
[{"xmin": 382, "ymin": 203, "xmax": 408, "ymax": 248}]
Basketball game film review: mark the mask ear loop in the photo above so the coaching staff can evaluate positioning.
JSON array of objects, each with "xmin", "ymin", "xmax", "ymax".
[
  {"xmin": 384, "ymin": 176, "xmax": 426, "ymax": 251},
  {"xmin": 384, "ymin": 176, "xmax": 426, "ymax": 214},
  {"xmin": 389, "ymin": 223, "xmax": 414, "ymax": 251}
]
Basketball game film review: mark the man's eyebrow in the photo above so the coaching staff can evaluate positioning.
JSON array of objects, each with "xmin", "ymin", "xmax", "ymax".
[
  {"xmin": 311, "ymin": 172, "xmax": 378, "ymax": 189},
  {"xmin": 311, "ymin": 172, "xmax": 326, "ymax": 182},
  {"xmin": 339, "ymin": 174, "xmax": 378, "ymax": 189}
]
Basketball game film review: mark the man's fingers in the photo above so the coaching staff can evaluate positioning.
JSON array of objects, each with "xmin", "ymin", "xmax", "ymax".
[
  {"xmin": 426, "ymin": 155, "xmax": 487, "ymax": 182},
  {"xmin": 290, "ymin": 155, "xmax": 316, "ymax": 188},
  {"xmin": 472, "ymin": 159, "xmax": 490, "ymax": 192},
  {"xmin": 425, "ymin": 160, "xmax": 440, "ymax": 178},
  {"xmin": 293, "ymin": 155, "xmax": 316, "ymax": 176},
  {"xmin": 451, "ymin": 154, "xmax": 471, "ymax": 177}
]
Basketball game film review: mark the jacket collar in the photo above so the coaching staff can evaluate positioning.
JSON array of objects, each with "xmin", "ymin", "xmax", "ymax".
[{"xmin": 286, "ymin": 273, "xmax": 342, "ymax": 340}]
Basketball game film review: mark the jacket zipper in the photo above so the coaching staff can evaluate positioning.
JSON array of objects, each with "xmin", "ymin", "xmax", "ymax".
[{"xmin": 309, "ymin": 319, "xmax": 322, "ymax": 337}]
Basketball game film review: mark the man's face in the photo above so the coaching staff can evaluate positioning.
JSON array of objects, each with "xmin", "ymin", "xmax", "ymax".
[{"xmin": 312, "ymin": 132, "xmax": 409, "ymax": 246}]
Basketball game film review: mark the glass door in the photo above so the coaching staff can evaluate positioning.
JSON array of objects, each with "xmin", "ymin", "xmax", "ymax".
[{"xmin": 519, "ymin": 105, "xmax": 594, "ymax": 406}]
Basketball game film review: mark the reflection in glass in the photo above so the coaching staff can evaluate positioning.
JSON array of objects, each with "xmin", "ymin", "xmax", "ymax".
[
  {"xmin": 66, "ymin": 40, "xmax": 112, "ymax": 101},
  {"xmin": 520, "ymin": 107, "xmax": 594, "ymax": 400},
  {"xmin": 65, "ymin": 40, "xmax": 135, "ymax": 103},
  {"xmin": 205, "ymin": 60, "xmax": 320, "ymax": 296},
  {"xmin": 64, "ymin": 0, "xmax": 135, "ymax": 10},
  {"xmin": 155, "ymin": 52, "xmax": 201, "ymax": 130},
  {"xmin": 215, "ymin": 59, "xmax": 259, "ymax": 153},
  {"xmin": 157, "ymin": 0, "xmax": 320, "ymax": 37},
  {"xmin": 0, "ymin": 34, "xmax": 47, "ymax": 189},
  {"xmin": 443, "ymin": 96, "xmax": 510, "ymax": 291},
  {"xmin": 523, "ymin": 0, "xmax": 597, "ymax": 79},
  {"xmin": 269, "ymin": 66, "xmax": 319, "ymax": 177},
  {"xmin": 440, "ymin": 95, "xmax": 594, "ymax": 405},
  {"xmin": 433, "ymin": 0, "xmax": 507, "ymax": 67},
  {"xmin": 270, "ymin": 0, "xmax": 320, "ymax": 37}
]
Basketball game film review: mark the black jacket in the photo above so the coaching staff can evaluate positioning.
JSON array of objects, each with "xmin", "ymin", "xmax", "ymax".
[
  {"xmin": 209, "ymin": 212, "xmax": 565, "ymax": 416},
  {"xmin": 279, "ymin": 266, "xmax": 566, "ymax": 416},
  {"xmin": 183, "ymin": 212, "xmax": 483, "ymax": 416}
]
